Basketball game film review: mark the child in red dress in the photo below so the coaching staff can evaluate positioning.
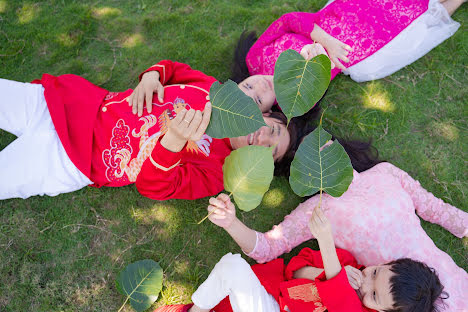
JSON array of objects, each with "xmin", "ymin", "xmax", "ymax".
[{"xmin": 154, "ymin": 208, "xmax": 446, "ymax": 312}]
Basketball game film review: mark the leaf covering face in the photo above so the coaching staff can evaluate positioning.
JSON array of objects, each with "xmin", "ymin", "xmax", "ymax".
[{"xmin": 205, "ymin": 80, "xmax": 266, "ymax": 139}]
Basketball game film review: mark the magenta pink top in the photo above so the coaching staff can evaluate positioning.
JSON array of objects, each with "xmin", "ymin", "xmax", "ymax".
[
  {"xmin": 246, "ymin": 0, "xmax": 428, "ymax": 80},
  {"xmin": 247, "ymin": 162, "xmax": 468, "ymax": 311}
]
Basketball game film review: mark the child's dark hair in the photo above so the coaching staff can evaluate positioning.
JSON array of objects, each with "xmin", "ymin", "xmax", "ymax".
[
  {"xmin": 385, "ymin": 258, "xmax": 448, "ymax": 312},
  {"xmin": 230, "ymin": 31, "xmax": 257, "ymax": 83}
]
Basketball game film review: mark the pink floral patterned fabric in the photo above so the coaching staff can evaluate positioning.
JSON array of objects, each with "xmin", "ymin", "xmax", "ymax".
[
  {"xmin": 247, "ymin": 162, "xmax": 468, "ymax": 311},
  {"xmin": 246, "ymin": 0, "xmax": 428, "ymax": 79}
]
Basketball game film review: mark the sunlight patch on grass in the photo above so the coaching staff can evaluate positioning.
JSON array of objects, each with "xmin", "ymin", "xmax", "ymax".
[
  {"xmin": 0, "ymin": 0, "xmax": 7, "ymax": 13},
  {"xmin": 262, "ymin": 188, "xmax": 285, "ymax": 207},
  {"xmin": 131, "ymin": 205, "xmax": 175, "ymax": 225},
  {"xmin": 17, "ymin": 3, "xmax": 40, "ymax": 24},
  {"xmin": 57, "ymin": 33, "xmax": 79, "ymax": 47},
  {"xmin": 122, "ymin": 33, "xmax": 144, "ymax": 48},
  {"xmin": 71, "ymin": 280, "xmax": 108, "ymax": 306},
  {"xmin": 429, "ymin": 121, "xmax": 459, "ymax": 141},
  {"xmin": 361, "ymin": 83, "xmax": 394, "ymax": 112},
  {"xmin": 159, "ymin": 281, "xmax": 190, "ymax": 305},
  {"xmin": 92, "ymin": 7, "xmax": 122, "ymax": 18}
]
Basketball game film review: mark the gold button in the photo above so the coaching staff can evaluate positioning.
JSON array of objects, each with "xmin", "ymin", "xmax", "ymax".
[
  {"xmin": 102, "ymin": 107, "xmax": 107, "ymax": 112},
  {"xmin": 180, "ymin": 85, "xmax": 185, "ymax": 89},
  {"xmin": 206, "ymin": 95, "xmax": 210, "ymax": 100}
]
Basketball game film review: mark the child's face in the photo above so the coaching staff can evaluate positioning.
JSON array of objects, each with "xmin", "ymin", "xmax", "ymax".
[
  {"xmin": 238, "ymin": 75, "xmax": 276, "ymax": 113},
  {"xmin": 357, "ymin": 265, "xmax": 395, "ymax": 311}
]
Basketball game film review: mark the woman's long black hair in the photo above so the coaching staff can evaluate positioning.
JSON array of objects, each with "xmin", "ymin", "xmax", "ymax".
[
  {"xmin": 230, "ymin": 31, "xmax": 258, "ymax": 83},
  {"xmin": 270, "ymin": 105, "xmax": 382, "ymax": 177},
  {"xmin": 230, "ymin": 31, "xmax": 382, "ymax": 176}
]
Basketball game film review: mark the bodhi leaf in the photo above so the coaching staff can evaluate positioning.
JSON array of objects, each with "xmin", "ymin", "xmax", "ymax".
[
  {"xmin": 206, "ymin": 80, "xmax": 266, "ymax": 139},
  {"xmin": 116, "ymin": 259, "xmax": 163, "ymax": 312},
  {"xmin": 223, "ymin": 145, "xmax": 274, "ymax": 211},
  {"xmin": 274, "ymin": 50, "xmax": 331, "ymax": 123},
  {"xmin": 289, "ymin": 124, "xmax": 353, "ymax": 197}
]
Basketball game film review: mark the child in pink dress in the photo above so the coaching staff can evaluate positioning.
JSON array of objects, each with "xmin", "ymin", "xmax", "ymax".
[
  {"xmin": 242, "ymin": 0, "xmax": 462, "ymax": 83},
  {"xmin": 206, "ymin": 158, "xmax": 468, "ymax": 311}
]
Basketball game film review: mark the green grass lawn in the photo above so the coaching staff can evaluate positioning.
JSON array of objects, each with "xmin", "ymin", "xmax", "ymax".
[{"xmin": 0, "ymin": 0, "xmax": 467, "ymax": 311}]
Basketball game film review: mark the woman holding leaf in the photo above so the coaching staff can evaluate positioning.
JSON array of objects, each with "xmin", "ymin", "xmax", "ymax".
[
  {"xmin": 207, "ymin": 159, "xmax": 468, "ymax": 310},
  {"xmin": 0, "ymin": 60, "xmax": 295, "ymax": 200},
  {"xmin": 231, "ymin": 0, "xmax": 463, "ymax": 102}
]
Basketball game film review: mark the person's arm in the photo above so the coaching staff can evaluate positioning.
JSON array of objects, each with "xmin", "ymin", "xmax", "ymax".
[
  {"xmin": 207, "ymin": 194, "xmax": 258, "ymax": 253},
  {"xmin": 373, "ymin": 162, "xmax": 468, "ymax": 238},
  {"xmin": 135, "ymin": 104, "xmax": 224, "ymax": 200},
  {"xmin": 293, "ymin": 266, "xmax": 324, "ymax": 280},
  {"xmin": 308, "ymin": 207, "xmax": 341, "ymax": 280},
  {"xmin": 130, "ymin": 60, "xmax": 216, "ymax": 116},
  {"xmin": 310, "ymin": 24, "xmax": 352, "ymax": 70},
  {"xmin": 209, "ymin": 194, "xmax": 319, "ymax": 263}
]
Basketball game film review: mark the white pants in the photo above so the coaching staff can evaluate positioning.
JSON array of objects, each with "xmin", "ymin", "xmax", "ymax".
[
  {"xmin": 0, "ymin": 78, "xmax": 91, "ymax": 200},
  {"xmin": 191, "ymin": 253, "xmax": 280, "ymax": 312},
  {"xmin": 344, "ymin": 0, "xmax": 460, "ymax": 82}
]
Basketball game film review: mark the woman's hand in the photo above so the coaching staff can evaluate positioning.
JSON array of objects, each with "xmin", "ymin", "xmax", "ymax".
[
  {"xmin": 310, "ymin": 24, "xmax": 352, "ymax": 71},
  {"xmin": 207, "ymin": 193, "xmax": 237, "ymax": 229},
  {"xmin": 345, "ymin": 265, "xmax": 363, "ymax": 290},
  {"xmin": 300, "ymin": 43, "xmax": 335, "ymax": 69},
  {"xmin": 160, "ymin": 103, "xmax": 212, "ymax": 152},
  {"xmin": 129, "ymin": 71, "xmax": 165, "ymax": 116},
  {"xmin": 320, "ymin": 35, "xmax": 352, "ymax": 71},
  {"xmin": 308, "ymin": 207, "xmax": 333, "ymax": 243}
]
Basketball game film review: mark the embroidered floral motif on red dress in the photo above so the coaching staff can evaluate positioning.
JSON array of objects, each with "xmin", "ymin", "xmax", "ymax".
[{"xmin": 287, "ymin": 282, "xmax": 327, "ymax": 311}]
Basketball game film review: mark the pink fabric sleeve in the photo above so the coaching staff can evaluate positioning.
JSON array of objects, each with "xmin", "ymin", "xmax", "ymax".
[
  {"xmin": 246, "ymin": 12, "xmax": 319, "ymax": 74},
  {"xmin": 246, "ymin": 199, "xmax": 319, "ymax": 263},
  {"xmin": 373, "ymin": 163, "xmax": 468, "ymax": 238}
]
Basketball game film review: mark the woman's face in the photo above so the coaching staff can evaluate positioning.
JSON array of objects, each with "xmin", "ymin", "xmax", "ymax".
[
  {"xmin": 230, "ymin": 115, "xmax": 290, "ymax": 161},
  {"xmin": 238, "ymin": 75, "xmax": 276, "ymax": 113}
]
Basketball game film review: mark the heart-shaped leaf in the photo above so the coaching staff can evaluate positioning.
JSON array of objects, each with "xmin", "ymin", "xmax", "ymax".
[
  {"xmin": 223, "ymin": 145, "xmax": 274, "ymax": 211},
  {"xmin": 274, "ymin": 50, "xmax": 331, "ymax": 123},
  {"xmin": 289, "ymin": 124, "xmax": 353, "ymax": 197},
  {"xmin": 117, "ymin": 259, "xmax": 163, "ymax": 312},
  {"xmin": 206, "ymin": 80, "xmax": 266, "ymax": 139}
]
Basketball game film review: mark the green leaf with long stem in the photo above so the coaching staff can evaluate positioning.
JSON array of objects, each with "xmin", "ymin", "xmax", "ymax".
[
  {"xmin": 289, "ymin": 117, "xmax": 353, "ymax": 198},
  {"xmin": 116, "ymin": 259, "xmax": 163, "ymax": 312},
  {"xmin": 274, "ymin": 50, "xmax": 331, "ymax": 123},
  {"xmin": 205, "ymin": 80, "xmax": 266, "ymax": 139}
]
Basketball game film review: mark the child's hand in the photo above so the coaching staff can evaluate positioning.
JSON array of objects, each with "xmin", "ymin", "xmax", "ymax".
[
  {"xmin": 300, "ymin": 43, "xmax": 335, "ymax": 69},
  {"xmin": 345, "ymin": 265, "xmax": 363, "ymax": 290},
  {"xmin": 308, "ymin": 207, "xmax": 333, "ymax": 242},
  {"xmin": 207, "ymin": 193, "xmax": 237, "ymax": 229}
]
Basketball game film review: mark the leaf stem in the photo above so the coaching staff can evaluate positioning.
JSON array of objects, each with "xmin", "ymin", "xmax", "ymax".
[
  {"xmin": 197, "ymin": 193, "xmax": 233, "ymax": 224},
  {"xmin": 117, "ymin": 298, "xmax": 129, "ymax": 312}
]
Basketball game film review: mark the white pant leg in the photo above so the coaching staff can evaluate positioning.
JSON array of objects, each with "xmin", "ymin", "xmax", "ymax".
[
  {"xmin": 0, "ymin": 78, "xmax": 47, "ymax": 136},
  {"xmin": 191, "ymin": 253, "xmax": 280, "ymax": 312},
  {"xmin": 0, "ymin": 81, "xmax": 91, "ymax": 200}
]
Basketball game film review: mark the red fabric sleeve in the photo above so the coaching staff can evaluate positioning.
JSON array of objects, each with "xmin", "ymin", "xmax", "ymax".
[
  {"xmin": 315, "ymin": 268, "xmax": 364, "ymax": 312},
  {"xmin": 139, "ymin": 59, "xmax": 216, "ymax": 89},
  {"xmin": 285, "ymin": 247, "xmax": 360, "ymax": 280},
  {"xmin": 135, "ymin": 138, "xmax": 225, "ymax": 200}
]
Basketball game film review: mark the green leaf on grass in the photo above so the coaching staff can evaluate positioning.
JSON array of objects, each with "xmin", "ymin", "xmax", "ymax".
[
  {"xmin": 289, "ymin": 124, "xmax": 353, "ymax": 197},
  {"xmin": 206, "ymin": 80, "xmax": 266, "ymax": 139},
  {"xmin": 223, "ymin": 145, "xmax": 274, "ymax": 211},
  {"xmin": 274, "ymin": 50, "xmax": 331, "ymax": 123},
  {"xmin": 117, "ymin": 259, "xmax": 163, "ymax": 312}
]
